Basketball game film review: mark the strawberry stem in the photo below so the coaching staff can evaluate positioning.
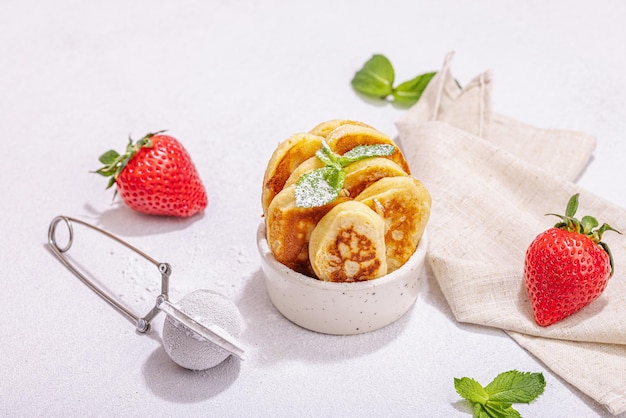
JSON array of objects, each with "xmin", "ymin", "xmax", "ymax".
[
  {"xmin": 547, "ymin": 193, "xmax": 622, "ymax": 277},
  {"xmin": 94, "ymin": 130, "xmax": 166, "ymax": 189}
]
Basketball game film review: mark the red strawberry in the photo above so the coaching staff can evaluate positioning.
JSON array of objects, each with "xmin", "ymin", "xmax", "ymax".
[
  {"xmin": 524, "ymin": 194, "xmax": 620, "ymax": 326},
  {"xmin": 96, "ymin": 131, "xmax": 207, "ymax": 217}
]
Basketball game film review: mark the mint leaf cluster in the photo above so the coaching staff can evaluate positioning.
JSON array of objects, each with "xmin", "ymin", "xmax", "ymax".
[
  {"xmin": 454, "ymin": 370, "xmax": 546, "ymax": 417},
  {"xmin": 351, "ymin": 54, "xmax": 436, "ymax": 107},
  {"xmin": 295, "ymin": 141, "xmax": 395, "ymax": 208}
]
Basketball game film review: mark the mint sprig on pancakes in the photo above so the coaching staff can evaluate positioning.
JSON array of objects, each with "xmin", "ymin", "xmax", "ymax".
[{"xmin": 295, "ymin": 141, "xmax": 395, "ymax": 208}]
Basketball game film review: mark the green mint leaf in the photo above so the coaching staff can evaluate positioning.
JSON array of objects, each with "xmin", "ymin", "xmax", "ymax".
[
  {"xmin": 454, "ymin": 377, "xmax": 490, "ymax": 405},
  {"xmin": 471, "ymin": 398, "xmax": 521, "ymax": 418},
  {"xmin": 473, "ymin": 403, "xmax": 489, "ymax": 418},
  {"xmin": 392, "ymin": 71, "xmax": 436, "ymax": 106},
  {"xmin": 294, "ymin": 140, "xmax": 395, "ymax": 208},
  {"xmin": 351, "ymin": 55, "xmax": 438, "ymax": 107},
  {"xmin": 339, "ymin": 144, "xmax": 395, "ymax": 166},
  {"xmin": 456, "ymin": 371, "xmax": 545, "ymax": 418},
  {"xmin": 484, "ymin": 370, "xmax": 546, "ymax": 404},
  {"xmin": 325, "ymin": 165, "xmax": 346, "ymax": 191},
  {"xmin": 295, "ymin": 166, "xmax": 343, "ymax": 208},
  {"xmin": 316, "ymin": 141, "xmax": 341, "ymax": 169},
  {"xmin": 351, "ymin": 54, "xmax": 395, "ymax": 98},
  {"xmin": 482, "ymin": 402, "xmax": 521, "ymax": 418}
]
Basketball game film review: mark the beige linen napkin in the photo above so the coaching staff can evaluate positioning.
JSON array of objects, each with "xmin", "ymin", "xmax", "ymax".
[{"xmin": 396, "ymin": 52, "xmax": 626, "ymax": 415}]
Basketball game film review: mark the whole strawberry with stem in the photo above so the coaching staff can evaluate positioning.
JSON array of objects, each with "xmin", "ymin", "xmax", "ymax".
[
  {"xmin": 524, "ymin": 193, "xmax": 621, "ymax": 326},
  {"xmin": 95, "ymin": 131, "xmax": 208, "ymax": 217}
]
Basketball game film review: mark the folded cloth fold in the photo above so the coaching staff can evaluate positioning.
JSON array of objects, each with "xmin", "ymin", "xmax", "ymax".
[
  {"xmin": 396, "ymin": 51, "xmax": 626, "ymax": 415},
  {"xmin": 400, "ymin": 51, "xmax": 597, "ymax": 181}
]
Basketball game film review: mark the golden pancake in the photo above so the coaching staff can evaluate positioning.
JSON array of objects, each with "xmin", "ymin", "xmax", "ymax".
[
  {"xmin": 266, "ymin": 185, "xmax": 348, "ymax": 277},
  {"xmin": 309, "ymin": 201, "xmax": 387, "ymax": 282},
  {"xmin": 283, "ymin": 156, "xmax": 324, "ymax": 189},
  {"xmin": 343, "ymin": 157, "xmax": 408, "ymax": 198},
  {"xmin": 325, "ymin": 124, "xmax": 411, "ymax": 174},
  {"xmin": 356, "ymin": 177, "xmax": 431, "ymax": 273},
  {"xmin": 262, "ymin": 133, "xmax": 323, "ymax": 216},
  {"xmin": 309, "ymin": 119, "xmax": 373, "ymax": 138}
]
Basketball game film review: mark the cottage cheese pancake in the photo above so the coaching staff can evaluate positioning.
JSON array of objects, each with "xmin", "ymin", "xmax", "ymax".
[
  {"xmin": 325, "ymin": 124, "xmax": 411, "ymax": 174},
  {"xmin": 266, "ymin": 184, "xmax": 348, "ymax": 277},
  {"xmin": 262, "ymin": 133, "xmax": 323, "ymax": 216},
  {"xmin": 309, "ymin": 200, "xmax": 387, "ymax": 282},
  {"xmin": 356, "ymin": 176, "xmax": 431, "ymax": 273},
  {"xmin": 283, "ymin": 156, "xmax": 324, "ymax": 189},
  {"xmin": 308, "ymin": 119, "xmax": 373, "ymax": 138},
  {"xmin": 343, "ymin": 157, "xmax": 408, "ymax": 198}
]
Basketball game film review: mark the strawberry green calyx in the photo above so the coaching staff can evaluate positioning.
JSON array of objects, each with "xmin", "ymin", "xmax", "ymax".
[
  {"xmin": 95, "ymin": 131, "xmax": 165, "ymax": 190},
  {"xmin": 548, "ymin": 193, "xmax": 622, "ymax": 277}
]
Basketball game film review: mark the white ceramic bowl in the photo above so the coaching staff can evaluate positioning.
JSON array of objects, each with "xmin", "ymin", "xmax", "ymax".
[{"xmin": 257, "ymin": 221, "xmax": 428, "ymax": 335}]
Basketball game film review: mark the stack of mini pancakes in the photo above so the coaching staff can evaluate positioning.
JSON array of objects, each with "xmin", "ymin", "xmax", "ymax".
[{"xmin": 262, "ymin": 120, "xmax": 431, "ymax": 282}]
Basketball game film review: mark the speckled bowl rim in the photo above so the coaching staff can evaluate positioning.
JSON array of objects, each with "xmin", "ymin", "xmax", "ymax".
[{"xmin": 257, "ymin": 220, "xmax": 428, "ymax": 290}]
